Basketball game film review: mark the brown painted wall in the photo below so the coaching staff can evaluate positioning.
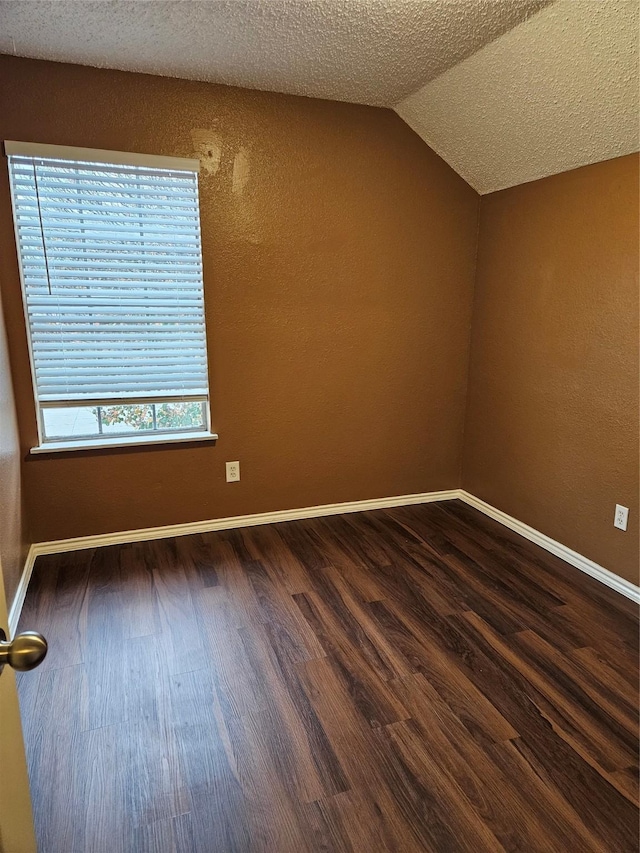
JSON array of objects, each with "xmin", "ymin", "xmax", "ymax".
[
  {"xmin": 463, "ymin": 154, "xmax": 639, "ymax": 584},
  {"xmin": 0, "ymin": 55, "xmax": 479, "ymax": 542},
  {"xmin": 0, "ymin": 278, "xmax": 29, "ymax": 607}
]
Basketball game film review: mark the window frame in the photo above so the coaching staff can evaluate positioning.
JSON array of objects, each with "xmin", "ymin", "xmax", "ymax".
[{"xmin": 5, "ymin": 141, "xmax": 217, "ymax": 453}]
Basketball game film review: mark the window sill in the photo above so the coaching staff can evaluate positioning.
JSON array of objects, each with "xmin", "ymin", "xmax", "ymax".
[{"xmin": 30, "ymin": 431, "xmax": 218, "ymax": 455}]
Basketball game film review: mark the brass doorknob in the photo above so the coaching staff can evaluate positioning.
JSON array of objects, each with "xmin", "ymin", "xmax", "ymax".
[{"xmin": 0, "ymin": 628, "xmax": 48, "ymax": 673}]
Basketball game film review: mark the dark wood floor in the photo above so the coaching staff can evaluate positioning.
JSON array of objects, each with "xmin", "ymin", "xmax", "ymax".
[{"xmin": 17, "ymin": 500, "xmax": 639, "ymax": 853}]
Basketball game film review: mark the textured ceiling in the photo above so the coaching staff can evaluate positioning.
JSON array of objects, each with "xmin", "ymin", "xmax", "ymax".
[
  {"xmin": 0, "ymin": 0, "xmax": 549, "ymax": 107},
  {"xmin": 395, "ymin": 0, "xmax": 640, "ymax": 193},
  {"xmin": 0, "ymin": 0, "xmax": 637, "ymax": 194}
]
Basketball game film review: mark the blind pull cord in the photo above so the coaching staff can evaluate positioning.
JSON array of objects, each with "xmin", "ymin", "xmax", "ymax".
[{"xmin": 32, "ymin": 161, "xmax": 53, "ymax": 296}]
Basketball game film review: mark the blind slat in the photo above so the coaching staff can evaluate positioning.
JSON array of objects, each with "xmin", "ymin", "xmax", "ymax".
[
  {"xmin": 13, "ymin": 197, "xmax": 199, "ymax": 212},
  {"xmin": 19, "ymin": 238, "xmax": 200, "ymax": 253},
  {"xmin": 16, "ymin": 212, "xmax": 199, "ymax": 228},
  {"xmin": 23, "ymin": 269, "xmax": 203, "ymax": 283},
  {"xmin": 37, "ymin": 361, "xmax": 206, "ymax": 376},
  {"xmin": 13, "ymin": 179, "xmax": 197, "ymax": 196},
  {"xmin": 17, "ymin": 223, "xmax": 201, "ymax": 238},
  {"xmin": 35, "ymin": 359, "xmax": 206, "ymax": 371},
  {"xmin": 27, "ymin": 294, "xmax": 203, "ymax": 306},
  {"xmin": 11, "ymin": 176, "xmax": 195, "ymax": 192},
  {"xmin": 30, "ymin": 325, "xmax": 205, "ymax": 336},
  {"xmin": 39, "ymin": 383, "xmax": 207, "ymax": 399},
  {"xmin": 35, "ymin": 341, "xmax": 204, "ymax": 352},
  {"xmin": 23, "ymin": 258, "xmax": 202, "ymax": 271}
]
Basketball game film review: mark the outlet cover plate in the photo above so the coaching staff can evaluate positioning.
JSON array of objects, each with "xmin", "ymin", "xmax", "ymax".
[
  {"xmin": 226, "ymin": 461, "xmax": 240, "ymax": 483},
  {"xmin": 614, "ymin": 504, "xmax": 629, "ymax": 531}
]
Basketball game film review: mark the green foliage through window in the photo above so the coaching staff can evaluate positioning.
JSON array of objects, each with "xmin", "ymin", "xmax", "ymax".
[{"xmin": 97, "ymin": 402, "xmax": 205, "ymax": 431}]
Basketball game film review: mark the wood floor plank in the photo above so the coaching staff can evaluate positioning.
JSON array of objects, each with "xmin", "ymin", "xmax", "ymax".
[
  {"xmin": 228, "ymin": 708, "xmax": 313, "ymax": 853},
  {"xmin": 82, "ymin": 547, "xmax": 129, "ymax": 730},
  {"xmin": 508, "ymin": 735, "xmax": 639, "ymax": 852},
  {"xmin": 484, "ymin": 737, "xmax": 609, "ymax": 853},
  {"xmin": 261, "ymin": 621, "xmax": 350, "ymax": 798},
  {"xmin": 25, "ymin": 664, "xmax": 87, "ymax": 853},
  {"xmin": 16, "ymin": 500, "xmax": 638, "ymax": 852},
  {"xmin": 238, "ymin": 619, "xmax": 344, "ymax": 802},
  {"xmin": 168, "ymin": 666, "xmax": 255, "ymax": 851},
  {"xmin": 295, "ymin": 654, "xmax": 381, "ymax": 789},
  {"xmin": 23, "ymin": 549, "xmax": 92, "ymax": 672},
  {"xmin": 243, "ymin": 557, "xmax": 326, "ymax": 663},
  {"xmin": 194, "ymin": 588, "xmax": 267, "ymax": 719},
  {"xmin": 118, "ymin": 541, "xmax": 160, "ymax": 639},
  {"xmin": 132, "ymin": 812, "xmax": 197, "ymax": 853},
  {"xmin": 429, "ymin": 504, "xmax": 570, "ymax": 615},
  {"xmin": 445, "ymin": 500, "xmax": 637, "ymax": 617},
  {"xmin": 518, "ymin": 630, "xmax": 638, "ymax": 754},
  {"xmin": 349, "ymin": 511, "xmax": 471, "ymax": 616},
  {"xmin": 301, "ymin": 565, "xmax": 409, "ymax": 683},
  {"xmin": 295, "ymin": 796, "xmax": 356, "ymax": 853},
  {"xmin": 296, "ymin": 657, "xmax": 446, "ymax": 851},
  {"xmin": 123, "ymin": 635, "xmax": 191, "ymax": 828},
  {"xmin": 313, "ymin": 513, "xmax": 397, "ymax": 575},
  {"xmin": 611, "ymin": 765, "xmax": 640, "ymax": 806},
  {"xmin": 449, "ymin": 611, "xmax": 640, "ymax": 852},
  {"xmin": 374, "ymin": 719, "xmax": 505, "ymax": 852},
  {"xmin": 374, "ymin": 509, "xmax": 538, "ymax": 633},
  {"xmin": 572, "ymin": 645, "xmax": 640, "ymax": 709},
  {"xmin": 317, "ymin": 564, "xmax": 413, "ymax": 680},
  {"xmin": 293, "ymin": 589, "xmax": 410, "ymax": 728},
  {"xmin": 241, "ymin": 523, "xmax": 314, "ymax": 595},
  {"xmin": 463, "ymin": 613, "xmax": 637, "ymax": 774},
  {"xmin": 147, "ymin": 538, "xmax": 209, "ymax": 674},
  {"xmin": 175, "ymin": 531, "xmax": 220, "ymax": 591},
  {"xmin": 392, "ymin": 671, "xmax": 604, "ymax": 852},
  {"xmin": 367, "ymin": 599, "xmax": 519, "ymax": 744},
  {"xmin": 197, "ymin": 533, "xmax": 265, "ymax": 628},
  {"xmin": 79, "ymin": 723, "xmax": 136, "ymax": 853}
]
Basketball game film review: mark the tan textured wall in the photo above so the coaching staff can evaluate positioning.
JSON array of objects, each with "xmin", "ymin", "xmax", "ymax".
[
  {"xmin": 463, "ymin": 154, "xmax": 639, "ymax": 584},
  {"xmin": 0, "ymin": 55, "xmax": 479, "ymax": 542},
  {"xmin": 0, "ymin": 280, "xmax": 28, "ymax": 607}
]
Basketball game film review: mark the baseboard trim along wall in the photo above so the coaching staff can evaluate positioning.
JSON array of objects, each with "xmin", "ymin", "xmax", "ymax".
[
  {"xmin": 8, "ymin": 546, "xmax": 38, "ymax": 637},
  {"xmin": 29, "ymin": 489, "xmax": 461, "ymax": 555},
  {"xmin": 458, "ymin": 490, "xmax": 640, "ymax": 605},
  {"xmin": 8, "ymin": 489, "xmax": 458, "ymax": 634},
  {"xmin": 8, "ymin": 488, "xmax": 639, "ymax": 634}
]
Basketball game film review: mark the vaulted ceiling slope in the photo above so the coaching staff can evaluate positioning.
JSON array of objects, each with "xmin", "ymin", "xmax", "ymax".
[
  {"xmin": 0, "ymin": 0, "xmax": 637, "ymax": 194},
  {"xmin": 396, "ymin": 0, "xmax": 640, "ymax": 193}
]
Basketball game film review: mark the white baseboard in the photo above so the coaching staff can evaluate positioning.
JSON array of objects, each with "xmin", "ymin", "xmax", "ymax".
[
  {"xmin": 9, "ymin": 490, "xmax": 456, "ymax": 633},
  {"xmin": 458, "ymin": 490, "xmax": 640, "ymax": 605},
  {"xmin": 8, "ymin": 545, "xmax": 38, "ymax": 638},
  {"xmin": 30, "ymin": 489, "xmax": 460, "ymax": 556},
  {"xmin": 9, "ymin": 487, "xmax": 638, "ymax": 632}
]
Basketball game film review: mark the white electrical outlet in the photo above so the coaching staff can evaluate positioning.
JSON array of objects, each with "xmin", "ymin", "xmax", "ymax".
[
  {"xmin": 614, "ymin": 504, "xmax": 629, "ymax": 531},
  {"xmin": 226, "ymin": 461, "xmax": 240, "ymax": 483}
]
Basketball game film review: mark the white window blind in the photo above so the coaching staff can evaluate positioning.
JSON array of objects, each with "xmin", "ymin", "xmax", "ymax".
[{"xmin": 6, "ymin": 141, "xmax": 213, "ymax": 448}]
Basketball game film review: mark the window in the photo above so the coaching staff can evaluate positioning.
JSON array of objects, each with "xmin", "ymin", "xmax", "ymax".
[{"xmin": 6, "ymin": 141, "xmax": 215, "ymax": 451}]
